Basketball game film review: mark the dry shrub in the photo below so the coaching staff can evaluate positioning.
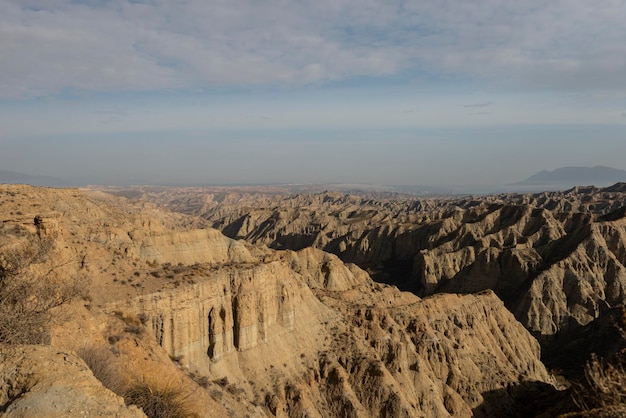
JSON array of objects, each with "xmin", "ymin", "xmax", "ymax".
[
  {"xmin": 78, "ymin": 345, "xmax": 195, "ymax": 418},
  {"xmin": 125, "ymin": 324, "xmax": 145, "ymax": 336},
  {"xmin": 137, "ymin": 313, "xmax": 149, "ymax": 325},
  {"xmin": 114, "ymin": 311, "xmax": 146, "ymax": 336},
  {"xmin": 124, "ymin": 378, "xmax": 194, "ymax": 418},
  {"xmin": 573, "ymin": 352, "xmax": 626, "ymax": 411},
  {"xmin": 192, "ymin": 374, "xmax": 210, "ymax": 389},
  {"xmin": 76, "ymin": 345, "xmax": 126, "ymax": 395},
  {"xmin": 0, "ymin": 234, "xmax": 82, "ymax": 344}
]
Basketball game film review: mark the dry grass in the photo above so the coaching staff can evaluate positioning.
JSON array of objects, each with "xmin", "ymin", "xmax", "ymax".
[
  {"xmin": 77, "ymin": 344, "xmax": 195, "ymax": 418},
  {"xmin": 124, "ymin": 377, "xmax": 195, "ymax": 418},
  {"xmin": 573, "ymin": 352, "xmax": 626, "ymax": 411},
  {"xmin": 76, "ymin": 345, "xmax": 126, "ymax": 395},
  {"xmin": 113, "ymin": 311, "xmax": 147, "ymax": 336}
]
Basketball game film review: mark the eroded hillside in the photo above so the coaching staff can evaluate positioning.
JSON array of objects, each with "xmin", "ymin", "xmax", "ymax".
[
  {"xmin": 109, "ymin": 185, "xmax": 626, "ymax": 349},
  {"xmin": 0, "ymin": 184, "xmax": 568, "ymax": 417}
]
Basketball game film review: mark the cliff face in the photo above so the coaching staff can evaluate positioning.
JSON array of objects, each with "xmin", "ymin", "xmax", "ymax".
[
  {"xmin": 104, "ymin": 261, "xmax": 306, "ymax": 369},
  {"xmin": 104, "ymin": 246, "xmax": 554, "ymax": 417},
  {"xmin": 126, "ymin": 186, "xmax": 626, "ymax": 342},
  {"xmin": 0, "ymin": 185, "xmax": 561, "ymax": 416},
  {"xmin": 126, "ymin": 227, "xmax": 253, "ymax": 265}
]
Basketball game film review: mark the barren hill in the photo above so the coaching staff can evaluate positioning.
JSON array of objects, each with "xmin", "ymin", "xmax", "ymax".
[
  {"xmin": 0, "ymin": 184, "xmax": 565, "ymax": 417},
  {"xmin": 109, "ymin": 185, "xmax": 626, "ymax": 352}
]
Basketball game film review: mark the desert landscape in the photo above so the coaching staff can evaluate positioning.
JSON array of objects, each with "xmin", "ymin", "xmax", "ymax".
[
  {"xmin": 3, "ymin": 1, "xmax": 626, "ymax": 417},
  {"xmin": 0, "ymin": 183, "xmax": 625, "ymax": 417}
]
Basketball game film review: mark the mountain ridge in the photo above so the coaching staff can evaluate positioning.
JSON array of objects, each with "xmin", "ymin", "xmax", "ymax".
[{"xmin": 517, "ymin": 165, "xmax": 626, "ymax": 186}]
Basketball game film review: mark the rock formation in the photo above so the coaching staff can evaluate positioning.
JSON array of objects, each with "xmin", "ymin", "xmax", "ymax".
[
  {"xmin": 0, "ymin": 344, "xmax": 144, "ymax": 417},
  {"xmin": 0, "ymin": 184, "xmax": 565, "ymax": 416},
  {"xmin": 119, "ymin": 185, "xmax": 626, "ymax": 346},
  {"xmin": 105, "ymin": 248, "xmax": 554, "ymax": 417}
]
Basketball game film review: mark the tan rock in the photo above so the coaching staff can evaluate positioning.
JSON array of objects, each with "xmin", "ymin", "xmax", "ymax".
[
  {"xmin": 0, "ymin": 344, "xmax": 144, "ymax": 417},
  {"xmin": 0, "ymin": 184, "xmax": 562, "ymax": 417}
]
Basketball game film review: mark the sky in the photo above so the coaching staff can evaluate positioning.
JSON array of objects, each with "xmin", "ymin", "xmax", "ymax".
[{"xmin": 1, "ymin": 0, "xmax": 626, "ymax": 187}]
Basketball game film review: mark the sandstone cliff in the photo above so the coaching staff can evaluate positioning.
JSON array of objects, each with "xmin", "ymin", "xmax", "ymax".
[
  {"xmin": 104, "ymin": 247, "xmax": 554, "ymax": 417},
  {"xmin": 0, "ymin": 184, "xmax": 563, "ymax": 416},
  {"xmin": 120, "ymin": 185, "xmax": 626, "ymax": 344}
]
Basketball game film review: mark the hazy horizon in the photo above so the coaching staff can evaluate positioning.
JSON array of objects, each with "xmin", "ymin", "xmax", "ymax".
[{"xmin": 2, "ymin": 1, "xmax": 626, "ymax": 187}]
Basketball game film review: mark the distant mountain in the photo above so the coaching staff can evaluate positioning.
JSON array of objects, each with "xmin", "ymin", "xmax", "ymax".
[
  {"xmin": 0, "ymin": 169, "xmax": 72, "ymax": 187},
  {"xmin": 516, "ymin": 166, "xmax": 626, "ymax": 187}
]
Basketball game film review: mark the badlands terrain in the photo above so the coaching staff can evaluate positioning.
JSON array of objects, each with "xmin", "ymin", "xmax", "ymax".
[{"xmin": 2, "ymin": 183, "xmax": 626, "ymax": 417}]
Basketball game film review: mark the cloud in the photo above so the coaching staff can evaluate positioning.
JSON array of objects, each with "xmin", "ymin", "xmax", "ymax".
[
  {"xmin": 463, "ymin": 102, "xmax": 492, "ymax": 108},
  {"xmin": 1, "ymin": 0, "xmax": 626, "ymax": 98},
  {"xmin": 95, "ymin": 109, "xmax": 129, "ymax": 124}
]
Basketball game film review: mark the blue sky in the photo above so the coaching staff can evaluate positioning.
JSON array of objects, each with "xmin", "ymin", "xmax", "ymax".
[{"xmin": 1, "ymin": 0, "xmax": 626, "ymax": 187}]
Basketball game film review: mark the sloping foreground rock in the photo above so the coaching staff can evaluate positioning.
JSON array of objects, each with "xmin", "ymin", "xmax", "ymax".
[{"xmin": 0, "ymin": 344, "xmax": 144, "ymax": 417}]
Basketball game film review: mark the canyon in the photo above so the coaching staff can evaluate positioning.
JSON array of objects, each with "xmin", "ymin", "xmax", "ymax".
[
  {"xmin": 1, "ymin": 183, "xmax": 626, "ymax": 416},
  {"xmin": 115, "ymin": 185, "xmax": 626, "ymax": 346}
]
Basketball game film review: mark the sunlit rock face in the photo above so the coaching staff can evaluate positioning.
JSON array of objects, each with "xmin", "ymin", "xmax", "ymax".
[{"xmin": 0, "ymin": 184, "xmax": 576, "ymax": 417}]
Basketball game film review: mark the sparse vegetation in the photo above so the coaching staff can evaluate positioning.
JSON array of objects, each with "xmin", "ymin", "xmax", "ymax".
[
  {"xmin": 77, "ymin": 344, "xmax": 194, "ymax": 418},
  {"xmin": 188, "ymin": 372, "xmax": 210, "ymax": 389},
  {"xmin": 137, "ymin": 312, "xmax": 149, "ymax": 325},
  {"xmin": 76, "ymin": 345, "xmax": 125, "ymax": 395},
  {"xmin": 123, "ymin": 378, "xmax": 194, "ymax": 418},
  {"xmin": 0, "ymin": 228, "xmax": 82, "ymax": 344},
  {"xmin": 114, "ymin": 311, "xmax": 146, "ymax": 335},
  {"xmin": 573, "ymin": 352, "xmax": 626, "ymax": 412},
  {"xmin": 125, "ymin": 323, "xmax": 144, "ymax": 335}
]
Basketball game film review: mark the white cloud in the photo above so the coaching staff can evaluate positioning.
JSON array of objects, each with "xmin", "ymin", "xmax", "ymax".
[{"xmin": 1, "ymin": 0, "xmax": 626, "ymax": 98}]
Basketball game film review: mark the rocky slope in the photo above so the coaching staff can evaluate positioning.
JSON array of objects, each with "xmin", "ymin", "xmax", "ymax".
[
  {"xmin": 106, "ymin": 249, "xmax": 554, "ymax": 417},
  {"xmin": 0, "ymin": 345, "xmax": 144, "ymax": 417},
  {"xmin": 0, "ymin": 184, "xmax": 560, "ymax": 417},
  {"xmin": 112, "ymin": 185, "xmax": 626, "ymax": 346}
]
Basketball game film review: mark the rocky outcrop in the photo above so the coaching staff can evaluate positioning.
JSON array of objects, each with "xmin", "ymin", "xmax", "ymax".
[
  {"xmin": 414, "ymin": 210, "xmax": 626, "ymax": 342},
  {"xmin": 104, "ymin": 261, "xmax": 304, "ymax": 369},
  {"xmin": 105, "ymin": 246, "xmax": 555, "ymax": 417},
  {"xmin": 0, "ymin": 344, "xmax": 144, "ymax": 417},
  {"xmin": 292, "ymin": 289, "xmax": 554, "ymax": 418},
  {"xmin": 0, "ymin": 185, "xmax": 562, "ymax": 416},
  {"xmin": 543, "ymin": 305, "xmax": 626, "ymax": 377},
  {"xmin": 123, "ymin": 186, "xmax": 626, "ymax": 343},
  {"xmin": 125, "ymin": 228, "xmax": 253, "ymax": 265},
  {"xmin": 281, "ymin": 247, "xmax": 372, "ymax": 291}
]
